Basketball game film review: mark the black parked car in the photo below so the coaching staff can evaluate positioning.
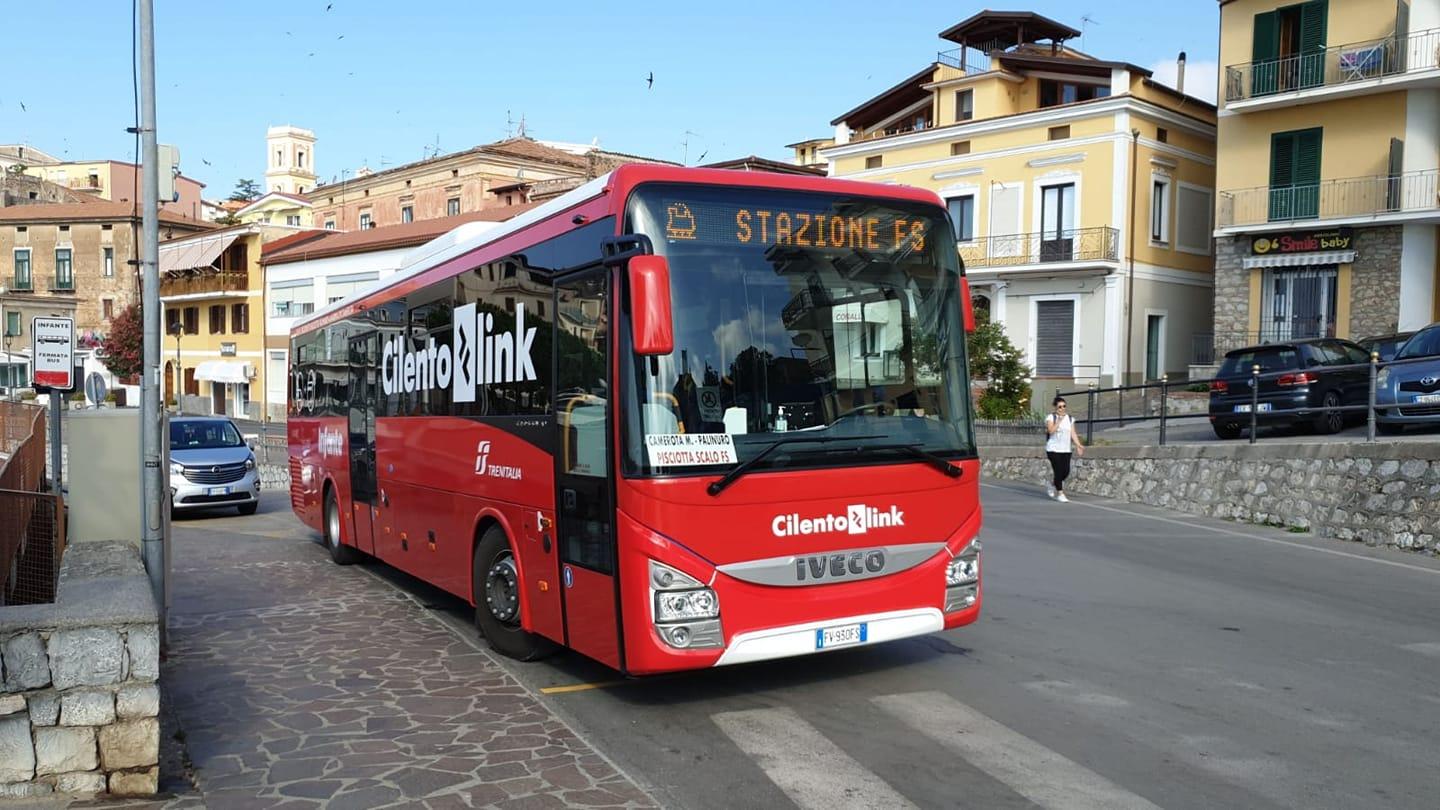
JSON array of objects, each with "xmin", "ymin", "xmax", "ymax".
[
  {"xmin": 1208, "ymin": 338, "xmax": 1372, "ymax": 439},
  {"xmin": 1356, "ymin": 331, "xmax": 1416, "ymax": 362}
]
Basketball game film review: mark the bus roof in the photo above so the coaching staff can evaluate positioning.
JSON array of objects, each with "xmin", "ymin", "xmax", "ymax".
[{"xmin": 291, "ymin": 164, "xmax": 945, "ymax": 336}]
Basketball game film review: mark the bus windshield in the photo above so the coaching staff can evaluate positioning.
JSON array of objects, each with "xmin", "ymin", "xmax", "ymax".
[{"xmin": 621, "ymin": 183, "xmax": 975, "ymax": 477}]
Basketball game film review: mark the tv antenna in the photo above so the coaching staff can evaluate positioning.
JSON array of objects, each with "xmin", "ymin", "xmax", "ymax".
[
  {"xmin": 681, "ymin": 130, "xmax": 702, "ymax": 165},
  {"xmin": 1079, "ymin": 14, "xmax": 1099, "ymax": 52}
]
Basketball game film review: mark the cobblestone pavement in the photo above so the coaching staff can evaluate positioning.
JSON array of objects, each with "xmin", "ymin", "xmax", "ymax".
[{"xmin": 80, "ymin": 492, "xmax": 655, "ymax": 809}]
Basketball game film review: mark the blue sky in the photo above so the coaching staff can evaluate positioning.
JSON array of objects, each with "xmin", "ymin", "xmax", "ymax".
[{"xmin": 5, "ymin": 1, "xmax": 1219, "ymax": 199}]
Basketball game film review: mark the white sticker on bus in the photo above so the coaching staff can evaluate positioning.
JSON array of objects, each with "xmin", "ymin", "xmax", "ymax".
[{"xmin": 645, "ymin": 433, "xmax": 738, "ymax": 467}]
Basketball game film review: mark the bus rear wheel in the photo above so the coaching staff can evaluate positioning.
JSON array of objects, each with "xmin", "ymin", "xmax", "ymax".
[
  {"xmin": 473, "ymin": 525, "xmax": 552, "ymax": 661},
  {"xmin": 324, "ymin": 488, "xmax": 361, "ymax": 565}
]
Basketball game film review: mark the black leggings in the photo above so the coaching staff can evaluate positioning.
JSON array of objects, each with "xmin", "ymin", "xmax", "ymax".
[{"xmin": 1047, "ymin": 451, "xmax": 1072, "ymax": 492}]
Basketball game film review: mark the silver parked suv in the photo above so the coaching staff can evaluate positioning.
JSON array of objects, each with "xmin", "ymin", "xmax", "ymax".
[{"xmin": 169, "ymin": 417, "xmax": 260, "ymax": 515}]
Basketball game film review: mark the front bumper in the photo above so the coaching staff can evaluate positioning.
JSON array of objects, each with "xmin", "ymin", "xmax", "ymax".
[{"xmin": 170, "ymin": 469, "xmax": 260, "ymax": 510}]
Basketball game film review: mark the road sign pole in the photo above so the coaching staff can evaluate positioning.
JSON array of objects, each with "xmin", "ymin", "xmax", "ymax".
[
  {"xmin": 138, "ymin": 0, "xmax": 167, "ymax": 634},
  {"xmin": 49, "ymin": 392, "xmax": 62, "ymax": 491}
]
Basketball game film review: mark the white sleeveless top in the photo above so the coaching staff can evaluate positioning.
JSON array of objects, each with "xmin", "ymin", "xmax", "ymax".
[{"xmin": 1045, "ymin": 413, "xmax": 1074, "ymax": 454}]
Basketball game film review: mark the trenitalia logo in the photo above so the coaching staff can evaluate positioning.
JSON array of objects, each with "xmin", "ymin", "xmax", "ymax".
[
  {"xmin": 771, "ymin": 504, "xmax": 905, "ymax": 537},
  {"xmin": 381, "ymin": 302, "xmax": 538, "ymax": 398}
]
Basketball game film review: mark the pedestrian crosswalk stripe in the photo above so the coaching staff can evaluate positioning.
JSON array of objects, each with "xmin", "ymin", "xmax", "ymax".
[
  {"xmin": 874, "ymin": 691, "xmax": 1161, "ymax": 810},
  {"xmin": 713, "ymin": 707, "xmax": 918, "ymax": 810}
]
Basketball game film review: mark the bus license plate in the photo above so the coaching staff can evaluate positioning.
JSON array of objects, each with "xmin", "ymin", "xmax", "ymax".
[
  {"xmin": 208, "ymin": 486, "xmax": 231, "ymax": 496},
  {"xmin": 816, "ymin": 623, "xmax": 867, "ymax": 650},
  {"xmin": 1233, "ymin": 403, "xmax": 1272, "ymax": 413}
]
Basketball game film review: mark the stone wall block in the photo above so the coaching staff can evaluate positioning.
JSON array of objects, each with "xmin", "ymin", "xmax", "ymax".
[
  {"xmin": 0, "ymin": 714, "xmax": 36, "ymax": 782},
  {"xmin": 34, "ymin": 726, "xmax": 97, "ymax": 776},
  {"xmin": 27, "ymin": 691, "xmax": 60, "ymax": 726},
  {"xmin": 98, "ymin": 718, "xmax": 158, "ymax": 770},
  {"xmin": 0, "ymin": 694, "xmax": 25, "ymax": 716},
  {"xmin": 125, "ymin": 626, "xmax": 160, "ymax": 683},
  {"xmin": 109, "ymin": 766, "xmax": 159, "ymax": 796},
  {"xmin": 2, "ymin": 632, "xmax": 51, "ymax": 691},
  {"xmin": 48, "ymin": 628, "xmax": 125, "ymax": 690},
  {"xmin": 115, "ymin": 684, "xmax": 160, "ymax": 720},
  {"xmin": 0, "ymin": 782, "xmax": 52, "ymax": 799},
  {"xmin": 55, "ymin": 771, "xmax": 107, "ymax": 796},
  {"xmin": 60, "ymin": 689, "xmax": 116, "ymax": 727}
]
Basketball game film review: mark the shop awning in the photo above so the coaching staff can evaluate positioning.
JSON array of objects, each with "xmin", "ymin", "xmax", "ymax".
[
  {"xmin": 159, "ymin": 231, "xmax": 242, "ymax": 275},
  {"xmin": 193, "ymin": 361, "xmax": 252, "ymax": 384},
  {"xmin": 1243, "ymin": 250, "xmax": 1356, "ymax": 270}
]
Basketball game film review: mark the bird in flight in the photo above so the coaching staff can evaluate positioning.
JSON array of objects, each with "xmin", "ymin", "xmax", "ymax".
[
  {"xmin": 646, "ymin": 72, "xmax": 654, "ymax": 89},
  {"xmin": 337, "ymin": 35, "xmax": 344, "ymax": 40},
  {"xmin": 18, "ymin": 101, "xmax": 26, "ymax": 112},
  {"xmin": 201, "ymin": 158, "xmax": 212, "ymax": 167},
  {"xmin": 325, "ymin": 2, "xmax": 332, "ymax": 10},
  {"xmin": 696, "ymin": 150, "xmax": 708, "ymax": 163}
]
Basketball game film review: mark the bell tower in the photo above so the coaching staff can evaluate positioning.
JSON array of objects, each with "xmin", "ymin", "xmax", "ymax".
[{"xmin": 264, "ymin": 125, "xmax": 317, "ymax": 195}]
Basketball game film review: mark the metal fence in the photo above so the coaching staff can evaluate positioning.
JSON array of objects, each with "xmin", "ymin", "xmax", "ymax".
[
  {"xmin": 1224, "ymin": 27, "xmax": 1440, "ymax": 103},
  {"xmin": 1217, "ymin": 168, "xmax": 1440, "ymax": 228},
  {"xmin": 0, "ymin": 400, "xmax": 63, "ymax": 605},
  {"xmin": 1052, "ymin": 353, "xmax": 1439, "ymax": 446}
]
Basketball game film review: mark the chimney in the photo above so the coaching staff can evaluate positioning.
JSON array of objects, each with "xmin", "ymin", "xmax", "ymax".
[{"xmin": 1177, "ymin": 51, "xmax": 1187, "ymax": 94}]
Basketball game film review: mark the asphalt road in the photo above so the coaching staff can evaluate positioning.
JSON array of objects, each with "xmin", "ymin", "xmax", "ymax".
[{"xmin": 200, "ymin": 485, "xmax": 1440, "ymax": 810}]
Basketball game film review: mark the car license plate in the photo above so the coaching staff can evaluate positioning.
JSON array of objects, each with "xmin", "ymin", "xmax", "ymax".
[
  {"xmin": 1233, "ymin": 403, "xmax": 1272, "ymax": 413},
  {"xmin": 816, "ymin": 623, "xmax": 867, "ymax": 650},
  {"xmin": 1416, "ymin": 394, "xmax": 1440, "ymax": 404},
  {"xmin": 207, "ymin": 486, "xmax": 231, "ymax": 496}
]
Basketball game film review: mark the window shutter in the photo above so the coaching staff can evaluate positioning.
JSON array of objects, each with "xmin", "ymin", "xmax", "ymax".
[
  {"xmin": 1293, "ymin": 128, "xmax": 1322, "ymax": 218},
  {"xmin": 1035, "ymin": 301, "xmax": 1075, "ymax": 377},
  {"xmin": 1252, "ymin": 10, "xmax": 1280, "ymax": 95},
  {"xmin": 1299, "ymin": 0, "xmax": 1328, "ymax": 87},
  {"xmin": 1270, "ymin": 133, "xmax": 1296, "ymax": 187}
]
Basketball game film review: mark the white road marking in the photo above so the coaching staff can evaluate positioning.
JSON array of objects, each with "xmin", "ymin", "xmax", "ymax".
[
  {"xmin": 1400, "ymin": 641, "xmax": 1440, "ymax": 658},
  {"xmin": 712, "ymin": 707, "xmax": 918, "ymax": 810},
  {"xmin": 981, "ymin": 482, "xmax": 1440, "ymax": 577},
  {"xmin": 874, "ymin": 691, "xmax": 1160, "ymax": 810}
]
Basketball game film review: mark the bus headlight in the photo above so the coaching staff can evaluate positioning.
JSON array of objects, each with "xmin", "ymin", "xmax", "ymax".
[
  {"xmin": 649, "ymin": 560, "xmax": 723, "ymax": 649},
  {"xmin": 945, "ymin": 541, "xmax": 980, "ymax": 612}
]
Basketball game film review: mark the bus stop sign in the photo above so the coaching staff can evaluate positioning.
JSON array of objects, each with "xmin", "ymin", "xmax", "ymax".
[{"xmin": 32, "ymin": 316, "xmax": 75, "ymax": 390}]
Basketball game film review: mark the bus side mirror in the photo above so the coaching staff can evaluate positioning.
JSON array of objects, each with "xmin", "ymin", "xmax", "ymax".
[
  {"xmin": 960, "ymin": 276, "xmax": 976, "ymax": 333},
  {"xmin": 628, "ymin": 255, "xmax": 674, "ymax": 356}
]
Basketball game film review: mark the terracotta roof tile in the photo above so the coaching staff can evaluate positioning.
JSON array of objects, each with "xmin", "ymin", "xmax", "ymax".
[
  {"xmin": 0, "ymin": 200, "xmax": 213, "ymax": 228},
  {"xmin": 261, "ymin": 203, "xmax": 541, "ymax": 265}
]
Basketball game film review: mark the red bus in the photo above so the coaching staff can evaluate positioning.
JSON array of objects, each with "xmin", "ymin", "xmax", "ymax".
[{"xmin": 288, "ymin": 165, "xmax": 982, "ymax": 675}]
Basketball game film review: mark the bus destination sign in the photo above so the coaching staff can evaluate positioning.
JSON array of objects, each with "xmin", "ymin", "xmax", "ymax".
[{"xmin": 661, "ymin": 200, "xmax": 931, "ymax": 253}]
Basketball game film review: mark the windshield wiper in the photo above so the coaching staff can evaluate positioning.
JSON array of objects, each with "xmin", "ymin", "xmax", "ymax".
[
  {"xmin": 706, "ymin": 435, "xmax": 883, "ymax": 497},
  {"xmin": 854, "ymin": 442, "xmax": 964, "ymax": 479}
]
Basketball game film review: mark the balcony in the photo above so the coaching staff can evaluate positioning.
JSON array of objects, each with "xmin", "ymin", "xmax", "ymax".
[
  {"xmin": 67, "ymin": 177, "xmax": 104, "ymax": 191},
  {"xmin": 1224, "ymin": 28, "xmax": 1440, "ymax": 108},
  {"xmin": 937, "ymin": 48, "xmax": 992, "ymax": 75},
  {"xmin": 49, "ymin": 275, "xmax": 74, "ymax": 293},
  {"xmin": 960, "ymin": 226, "xmax": 1119, "ymax": 270},
  {"xmin": 6, "ymin": 275, "xmax": 32, "ymax": 292},
  {"xmin": 1217, "ymin": 168, "xmax": 1440, "ymax": 229},
  {"xmin": 159, "ymin": 271, "xmax": 248, "ymax": 298}
]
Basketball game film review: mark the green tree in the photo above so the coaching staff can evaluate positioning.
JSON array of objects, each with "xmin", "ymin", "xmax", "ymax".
[
  {"xmin": 965, "ymin": 320, "xmax": 1032, "ymax": 419},
  {"xmin": 228, "ymin": 178, "xmax": 261, "ymax": 202},
  {"xmin": 101, "ymin": 303, "xmax": 144, "ymax": 383}
]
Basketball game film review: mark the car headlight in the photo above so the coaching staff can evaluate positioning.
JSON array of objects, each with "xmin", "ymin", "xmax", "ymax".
[
  {"xmin": 245, "ymin": 456, "xmax": 256, "ymax": 470},
  {"xmin": 169, "ymin": 462, "xmax": 184, "ymax": 476},
  {"xmin": 1376, "ymin": 367, "xmax": 1390, "ymax": 387},
  {"xmin": 946, "ymin": 542, "xmax": 981, "ymax": 586}
]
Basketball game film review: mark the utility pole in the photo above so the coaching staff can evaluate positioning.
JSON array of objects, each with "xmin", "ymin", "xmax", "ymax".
[{"xmin": 137, "ymin": 0, "xmax": 166, "ymax": 628}]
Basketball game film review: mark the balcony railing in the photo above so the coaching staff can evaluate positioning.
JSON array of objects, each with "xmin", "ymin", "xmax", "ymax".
[
  {"xmin": 7, "ymin": 275, "xmax": 32, "ymax": 292},
  {"xmin": 159, "ymin": 271, "xmax": 249, "ymax": 298},
  {"xmin": 49, "ymin": 275, "xmax": 74, "ymax": 293},
  {"xmin": 937, "ymin": 48, "xmax": 992, "ymax": 75},
  {"xmin": 1217, "ymin": 168, "xmax": 1440, "ymax": 228},
  {"xmin": 1224, "ymin": 27, "xmax": 1440, "ymax": 103},
  {"xmin": 67, "ymin": 177, "xmax": 103, "ymax": 191},
  {"xmin": 960, "ymin": 226, "xmax": 1119, "ymax": 269}
]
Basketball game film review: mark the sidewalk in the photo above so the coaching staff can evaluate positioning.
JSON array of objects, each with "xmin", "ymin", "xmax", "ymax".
[{"xmin": 94, "ymin": 493, "xmax": 655, "ymax": 809}]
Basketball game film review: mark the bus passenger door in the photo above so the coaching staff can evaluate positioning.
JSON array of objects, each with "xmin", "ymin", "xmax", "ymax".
[
  {"xmin": 347, "ymin": 332, "xmax": 380, "ymax": 556},
  {"xmin": 553, "ymin": 271, "xmax": 622, "ymax": 670}
]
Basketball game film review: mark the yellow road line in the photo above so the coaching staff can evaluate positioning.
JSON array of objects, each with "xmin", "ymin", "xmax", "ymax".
[{"xmin": 540, "ymin": 680, "xmax": 625, "ymax": 695}]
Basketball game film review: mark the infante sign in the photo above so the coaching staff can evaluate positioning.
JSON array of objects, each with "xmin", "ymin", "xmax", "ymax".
[
  {"xmin": 1250, "ymin": 227, "xmax": 1353, "ymax": 255},
  {"xmin": 381, "ymin": 302, "xmax": 538, "ymax": 399}
]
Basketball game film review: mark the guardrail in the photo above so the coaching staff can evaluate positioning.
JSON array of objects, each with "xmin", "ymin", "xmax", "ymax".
[
  {"xmin": 937, "ymin": 48, "xmax": 991, "ymax": 74},
  {"xmin": 1050, "ymin": 353, "xmax": 1440, "ymax": 446}
]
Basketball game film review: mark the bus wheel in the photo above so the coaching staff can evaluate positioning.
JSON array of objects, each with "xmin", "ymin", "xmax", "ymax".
[
  {"xmin": 473, "ymin": 525, "xmax": 551, "ymax": 661},
  {"xmin": 324, "ymin": 488, "xmax": 361, "ymax": 565}
]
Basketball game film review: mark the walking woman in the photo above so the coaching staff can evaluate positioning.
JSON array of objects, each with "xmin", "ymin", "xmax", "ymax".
[{"xmin": 1045, "ymin": 396, "xmax": 1084, "ymax": 502}]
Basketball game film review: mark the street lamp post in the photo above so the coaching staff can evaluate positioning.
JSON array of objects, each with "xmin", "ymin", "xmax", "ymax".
[{"xmin": 168, "ymin": 320, "xmax": 182, "ymax": 413}]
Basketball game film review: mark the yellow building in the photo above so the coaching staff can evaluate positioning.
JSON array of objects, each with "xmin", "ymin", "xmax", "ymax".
[
  {"xmin": 803, "ymin": 11, "xmax": 1218, "ymax": 385},
  {"xmin": 20, "ymin": 159, "xmax": 207, "ymax": 221},
  {"xmin": 235, "ymin": 191, "xmax": 314, "ymax": 228},
  {"xmin": 158, "ymin": 223, "xmax": 298, "ymax": 417},
  {"xmin": 1213, "ymin": 0, "xmax": 1440, "ymax": 355}
]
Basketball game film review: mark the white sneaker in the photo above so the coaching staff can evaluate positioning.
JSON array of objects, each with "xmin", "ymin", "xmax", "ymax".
[
  {"xmin": 1056, "ymin": 492, "xmax": 1070, "ymax": 503},
  {"xmin": 1046, "ymin": 483, "xmax": 1056, "ymax": 499}
]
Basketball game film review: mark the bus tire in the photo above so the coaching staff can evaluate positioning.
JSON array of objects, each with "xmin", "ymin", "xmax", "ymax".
[
  {"xmin": 473, "ymin": 525, "xmax": 552, "ymax": 661},
  {"xmin": 324, "ymin": 487, "xmax": 361, "ymax": 565}
]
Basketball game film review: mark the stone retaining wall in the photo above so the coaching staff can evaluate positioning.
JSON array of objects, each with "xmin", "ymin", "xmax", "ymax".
[
  {"xmin": 0, "ymin": 543, "xmax": 160, "ymax": 799},
  {"xmin": 982, "ymin": 442, "xmax": 1440, "ymax": 552},
  {"xmin": 259, "ymin": 463, "xmax": 290, "ymax": 492}
]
